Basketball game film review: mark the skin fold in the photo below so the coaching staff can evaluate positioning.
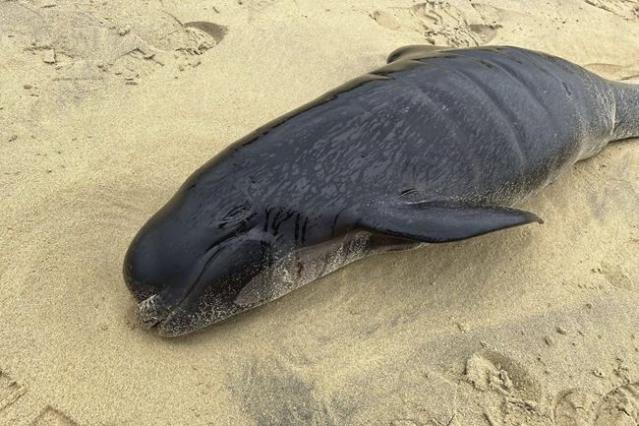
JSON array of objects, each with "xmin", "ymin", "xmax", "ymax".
[{"xmin": 123, "ymin": 46, "xmax": 639, "ymax": 337}]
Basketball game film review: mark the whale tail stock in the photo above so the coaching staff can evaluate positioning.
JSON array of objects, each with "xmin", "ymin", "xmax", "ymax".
[
  {"xmin": 612, "ymin": 80, "xmax": 639, "ymax": 141},
  {"xmin": 386, "ymin": 44, "xmax": 639, "ymax": 144}
]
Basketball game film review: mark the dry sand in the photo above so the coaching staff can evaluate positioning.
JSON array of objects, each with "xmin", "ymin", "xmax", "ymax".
[{"xmin": 1, "ymin": 0, "xmax": 639, "ymax": 425}]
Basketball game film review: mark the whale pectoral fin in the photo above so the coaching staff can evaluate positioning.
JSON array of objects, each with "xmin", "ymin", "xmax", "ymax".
[
  {"xmin": 357, "ymin": 201, "xmax": 543, "ymax": 243},
  {"xmin": 387, "ymin": 45, "xmax": 448, "ymax": 63}
]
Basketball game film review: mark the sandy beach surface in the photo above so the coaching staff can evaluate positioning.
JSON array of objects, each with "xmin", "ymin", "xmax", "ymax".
[{"xmin": 1, "ymin": 0, "xmax": 639, "ymax": 424}]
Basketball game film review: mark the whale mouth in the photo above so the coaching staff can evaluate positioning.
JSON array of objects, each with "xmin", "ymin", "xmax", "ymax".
[
  {"xmin": 127, "ymin": 234, "xmax": 270, "ymax": 336},
  {"xmin": 136, "ymin": 293, "xmax": 205, "ymax": 336},
  {"xmin": 137, "ymin": 294, "xmax": 172, "ymax": 330},
  {"xmin": 133, "ymin": 242, "xmax": 228, "ymax": 334},
  {"xmin": 136, "ymin": 292, "xmax": 244, "ymax": 337},
  {"xmin": 123, "ymin": 273, "xmax": 176, "ymax": 331}
]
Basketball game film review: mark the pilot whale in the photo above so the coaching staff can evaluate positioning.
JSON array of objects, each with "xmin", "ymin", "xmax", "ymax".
[{"xmin": 123, "ymin": 45, "xmax": 639, "ymax": 336}]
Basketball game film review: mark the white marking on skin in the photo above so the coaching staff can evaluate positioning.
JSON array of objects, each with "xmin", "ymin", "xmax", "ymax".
[
  {"xmin": 235, "ymin": 231, "xmax": 423, "ymax": 308},
  {"xmin": 137, "ymin": 294, "xmax": 168, "ymax": 329}
]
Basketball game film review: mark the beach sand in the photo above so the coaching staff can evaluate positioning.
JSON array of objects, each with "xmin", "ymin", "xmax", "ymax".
[{"xmin": 1, "ymin": 0, "xmax": 639, "ymax": 424}]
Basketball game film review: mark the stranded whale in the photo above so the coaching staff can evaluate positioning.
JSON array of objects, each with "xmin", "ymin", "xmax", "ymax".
[{"xmin": 123, "ymin": 46, "xmax": 639, "ymax": 336}]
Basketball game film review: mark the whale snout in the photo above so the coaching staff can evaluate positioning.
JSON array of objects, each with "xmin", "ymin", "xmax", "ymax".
[
  {"xmin": 124, "ymin": 222, "xmax": 275, "ymax": 336},
  {"xmin": 123, "ymin": 225, "xmax": 189, "ymax": 304},
  {"xmin": 136, "ymin": 293, "xmax": 197, "ymax": 337},
  {"xmin": 123, "ymin": 230, "xmax": 193, "ymax": 333}
]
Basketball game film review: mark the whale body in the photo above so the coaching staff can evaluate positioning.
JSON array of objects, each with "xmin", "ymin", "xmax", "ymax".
[{"xmin": 123, "ymin": 46, "xmax": 639, "ymax": 336}]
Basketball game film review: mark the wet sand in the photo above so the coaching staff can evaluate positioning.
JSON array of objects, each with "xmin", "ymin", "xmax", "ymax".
[{"xmin": 1, "ymin": 0, "xmax": 639, "ymax": 424}]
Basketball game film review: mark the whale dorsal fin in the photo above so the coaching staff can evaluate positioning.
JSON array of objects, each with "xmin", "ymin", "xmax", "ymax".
[
  {"xmin": 355, "ymin": 200, "xmax": 543, "ymax": 243},
  {"xmin": 387, "ymin": 45, "xmax": 449, "ymax": 64}
]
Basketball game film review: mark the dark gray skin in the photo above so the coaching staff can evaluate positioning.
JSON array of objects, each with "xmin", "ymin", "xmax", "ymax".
[{"xmin": 123, "ymin": 46, "xmax": 639, "ymax": 337}]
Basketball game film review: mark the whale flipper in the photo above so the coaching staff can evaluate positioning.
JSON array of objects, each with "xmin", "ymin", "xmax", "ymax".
[
  {"xmin": 357, "ymin": 201, "xmax": 543, "ymax": 243},
  {"xmin": 386, "ymin": 45, "xmax": 448, "ymax": 64}
]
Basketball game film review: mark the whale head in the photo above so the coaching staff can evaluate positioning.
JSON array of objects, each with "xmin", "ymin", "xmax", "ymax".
[{"xmin": 122, "ymin": 169, "xmax": 295, "ymax": 337}]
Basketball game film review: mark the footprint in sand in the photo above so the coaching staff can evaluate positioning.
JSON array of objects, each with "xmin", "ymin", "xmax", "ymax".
[
  {"xmin": 554, "ymin": 389, "xmax": 600, "ymax": 426},
  {"xmin": 581, "ymin": 0, "xmax": 639, "ymax": 21},
  {"xmin": 184, "ymin": 21, "xmax": 227, "ymax": 45},
  {"xmin": 553, "ymin": 383, "xmax": 639, "ymax": 426},
  {"xmin": 0, "ymin": 2, "xmax": 227, "ymax": 92},
  {"xmin": 465, "ymin": 350, "xmax": 549, "ymax": 424},
  {"xmin": 0, "ymin": 370, "xmax": 27, "ymax": 414},
  {"xmin": 370, "ymin": 10, "xmax": 402, "ymax": 31},
  {"xmin": 31, "ymin": 406, "xmax": 79, "ymax": 426},
  {"xmin": 594, "ymin": 383, "xmax": 639, "ymax": 425},
  {"xmin": 599, "ymin": 261, "xmax": 633, "ymax": 291},
  {"xmin": 370, "ymin": 1, "xmax": 498, "ymax": 47},
  {"xmin": 0, "ymin": 369, "xmax": 79, "ymax": 425},
  {"xmin": 466, "ymin": 350, "xmax": 542, "ymax": 401}
]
